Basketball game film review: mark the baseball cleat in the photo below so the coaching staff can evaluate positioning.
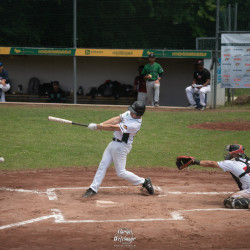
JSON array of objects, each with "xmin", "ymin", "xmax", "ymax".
[
  {"xmin": 154, "ymin": 102, "xmax": 159, "ymax": 107},
  {"xmin": 187, "ymin": 104, "xmax": 197, "ymax": 109},
  {"xmin": 199, "ymin": 106, "xmax": 206, "ymax": 111},
  {"xmin": 83, "ymin": 188, "xmax": 96, "ymax": 198},
  {"xmin": 142, "ymin": 178, "xmax": 154, "ymax": 195}
]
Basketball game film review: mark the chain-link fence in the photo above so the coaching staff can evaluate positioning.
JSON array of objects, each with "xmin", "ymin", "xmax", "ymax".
[
  {"xmin": 1, "ymin": 0, "xmax": 250, "ymax": 107},
  {"xmin": 0, "ymin": 0, "xmax": 218, "ymax": 49}
]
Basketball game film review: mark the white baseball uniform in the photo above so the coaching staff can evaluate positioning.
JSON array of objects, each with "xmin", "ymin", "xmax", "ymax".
[
  {"xmin": 185, "ymin": 85, "xmax": 211, "ymax": 107},
  {"xmin": 146, "ymin": 80, "xmax": 160, "ymax": 106},
  {"xmin": 0, "ymin": 83, "xmax": 10, "ymax": 102},
  {"xmin": 217, "ymin": 158, "xmax": 250, "ymax": 198},
  {"xmin": 90, "ymin": 111, "xmax": 145, "ymax": 193}
]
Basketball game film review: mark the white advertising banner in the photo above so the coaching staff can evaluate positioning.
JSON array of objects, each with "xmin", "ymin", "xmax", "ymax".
[{"xmin": 221, "ymin": 33, "xmax": 250, "ymax": 88}]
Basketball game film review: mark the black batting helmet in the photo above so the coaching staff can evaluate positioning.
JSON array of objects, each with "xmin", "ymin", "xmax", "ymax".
[{"xmin": 129, "ymin": 101, "xmax": 146, "ymax": 117}]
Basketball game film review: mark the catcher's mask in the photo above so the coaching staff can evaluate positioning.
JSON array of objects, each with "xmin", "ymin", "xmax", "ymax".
[
  {"xmin": 224, "ymin": 144, "xmax": 245, "ymax": 160},
  {"xmin": 129, "ymin": 101, "xmax": 146, "ymax": 117}
]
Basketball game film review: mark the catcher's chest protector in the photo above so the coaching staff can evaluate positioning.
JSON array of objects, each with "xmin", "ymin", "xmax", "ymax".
[{"xmin": 230, "ymin": 158, "xmax": 250, "ymax": 190}]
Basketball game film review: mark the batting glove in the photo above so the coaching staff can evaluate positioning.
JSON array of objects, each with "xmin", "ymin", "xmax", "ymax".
[{"xmin": 88, "ymin": 123, "xmax": 98, "ymax": 130}]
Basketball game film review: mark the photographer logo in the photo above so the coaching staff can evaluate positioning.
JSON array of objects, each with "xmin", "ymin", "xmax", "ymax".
[{"xmin": 114, "ymin": 228, "xmax": 136, "ymax": 247}]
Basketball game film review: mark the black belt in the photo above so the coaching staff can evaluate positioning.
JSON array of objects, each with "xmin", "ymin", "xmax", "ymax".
[{"xmin": 113, "ymin": 138, "xmax": 123, "ymax": 143}]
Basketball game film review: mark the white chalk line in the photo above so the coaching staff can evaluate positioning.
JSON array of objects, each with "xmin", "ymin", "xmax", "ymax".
[
  {"xmin": 0, "ymin": 207, "xmax": 245, "ymax": 230},
  {"xmin": 0, "ymin": 187, "xmax": 233, "ymax": 201},
  {"xmin": 52, "ymin": 208, "xmax": 243, "ymax": 224},
  {"xmin": 52, "ymin": 209, "xmax": 183, "ymax": 223},
  {"xmin": 0, "ymin": 186, "xmax": 239, "ymax": 230},
  {"xmin": 45, "ymin": 186, "xmax": 234, "ymax": 201},
  {"xmin": 0, "ymin": 214, "xmax": 55, "ymax": 230},
  {"xmin": 0, "ymin": 187, "xmax": 46, "ymax": 194},
  {"xmin": 46, "ymin": 186, "xmax": 130, "ymax": 200},
  {"xmin": 167, "ymin": 191, "xmax": 234, "ymax": 195}
]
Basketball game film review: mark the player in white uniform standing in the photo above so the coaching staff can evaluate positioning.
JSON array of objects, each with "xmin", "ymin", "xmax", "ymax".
[
  {"xmin": 189, "ymin": 144, "xmax": 250, "ymax": 209},
  {"xmin": 0, "ymin": 62, "xmax": 11, "ymax": 103},
  {"xmin": 83, "ymin": 101, "xmax": 154, "ymax": 198}
]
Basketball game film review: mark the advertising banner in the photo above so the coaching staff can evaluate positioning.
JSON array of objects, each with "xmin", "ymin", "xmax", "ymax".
[
  {"xmin": 0, "ymin": 47, "xmax": 211, "ymax": 59},
  {"xmin": 221, "ymin": 33, "xmax": 250, "ymax": 88}
]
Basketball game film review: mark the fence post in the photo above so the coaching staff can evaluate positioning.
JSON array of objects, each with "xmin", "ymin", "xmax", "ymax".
[
  {"xmin": 213, "ymin": 0, "xmax": 220, "ymax": 109},
  {"xmin": 73, "ymin": 0, "xmax": 77, "ymax": 104}
]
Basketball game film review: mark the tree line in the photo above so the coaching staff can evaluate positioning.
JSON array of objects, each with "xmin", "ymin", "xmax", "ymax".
[{"xmin": 0, "ymin": 0, "xmax": 249, "ymax": 49}]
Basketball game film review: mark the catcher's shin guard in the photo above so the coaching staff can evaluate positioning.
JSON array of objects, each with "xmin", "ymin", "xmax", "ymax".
[{"xmin": 224, "ymin": 196, "xmax": 250, "ymax": 209}]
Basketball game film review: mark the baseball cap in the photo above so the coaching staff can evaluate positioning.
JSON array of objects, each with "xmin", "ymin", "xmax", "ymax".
[
  {"xmin": 148, "ymin": 53, "xmax": 155, "ymax": 58},
  {"xmin": 0, "ymin": 62, "xmax": 3, "ymax": 66},
  {"xmin": 196, "ymin": 59, "xmax": 204, "ymax": 65}
]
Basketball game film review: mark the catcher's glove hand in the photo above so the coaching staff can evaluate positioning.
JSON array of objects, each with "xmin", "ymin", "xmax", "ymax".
[{"xmin": 176, "ymin": 156, "xmax": 195, "ymax": 170}]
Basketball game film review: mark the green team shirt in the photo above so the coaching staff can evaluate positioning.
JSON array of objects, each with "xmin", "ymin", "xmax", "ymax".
[{"xmin": 141, "ymin": 62, "xmax": 164, "ymax": 81}]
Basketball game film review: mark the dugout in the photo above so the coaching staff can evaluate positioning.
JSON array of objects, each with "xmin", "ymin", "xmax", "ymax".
[{"xmin": 0, "ymin": 47, "xmax": 225, "ymax": 107}]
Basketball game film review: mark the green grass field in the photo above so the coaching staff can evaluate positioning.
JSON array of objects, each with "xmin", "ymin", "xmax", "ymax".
[
  {"xmin": 0, "ymin": 105, "xmax": 250, "ymax": 170},
  {"xmin": 233, "ymin": 88, "xmax": 250, "ymax": 96}
]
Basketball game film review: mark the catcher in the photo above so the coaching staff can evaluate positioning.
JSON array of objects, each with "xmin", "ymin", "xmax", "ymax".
[{"xmin": 176, "ymin": 144, "xmax": 250, "ymax": 209}]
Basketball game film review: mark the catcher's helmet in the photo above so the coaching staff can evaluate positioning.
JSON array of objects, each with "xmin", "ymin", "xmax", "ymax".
[
  {"xmin": 129, "ymin": 101, "xmax": 146, "ymax": 117},
  {"xmin": 224, "ymin": 144, "xmax": 245, "ymax": 160}
]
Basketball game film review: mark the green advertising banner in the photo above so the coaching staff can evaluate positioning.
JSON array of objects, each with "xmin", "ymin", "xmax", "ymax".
[
  {"xmin": 164, "ymin": 51, "xmax": 211, "ymax": 58},
  {"xmin": 142, "ymin": 50, "xmax": 164, "ymax": 57},
  {"xmin": 10, "ymin": 47, "xmax": 75, "ymax": 56},
  {"xmin": 142, "ymin": 50, "xmax": 211, "ymax": 58},
  {"xmin": 0, "ymin": 47, "xmax": 211, "ymax": 58}
]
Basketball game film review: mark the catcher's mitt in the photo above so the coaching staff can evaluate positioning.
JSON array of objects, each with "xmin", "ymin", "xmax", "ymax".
[{"xmin": 176, "ymin": 156, "xmax": 195, "ymax": 170}]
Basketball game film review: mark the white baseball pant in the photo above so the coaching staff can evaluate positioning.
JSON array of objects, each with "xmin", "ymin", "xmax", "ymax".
[
  {"xmin": 185, "ymin": 85, "xmax": 211, "ymax": 107},
  {"xmin": 0, "ymin": 83, "xmax": 10, "ymax": 102},
  {"xmin": 137, "ymin": 92, "xmax": 148, "ymax": 106},
  {"xmin": 146, "ymin": 80, "xmax": 160, "ymax": 106},
  {"xmin": 90, "ymin": 141, "xmax": 145, "ymax": 193},
  {"xmin": 231, "ymin": 189, "xmax": 250, "ymax": 199}
]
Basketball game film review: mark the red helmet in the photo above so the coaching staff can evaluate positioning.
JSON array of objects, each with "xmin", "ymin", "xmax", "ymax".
[{"xmin": 225, "ymin": 144, "xmax": 245, "ymax": 160}]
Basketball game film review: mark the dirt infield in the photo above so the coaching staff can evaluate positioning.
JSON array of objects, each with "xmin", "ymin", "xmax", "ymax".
[
  {"xmin": 189, "ymin": 121, "xmax": 250, "ymax": 131},
  {"xmin": 0, "ymin": 167, "xmax": 249, "ymax": 250}
]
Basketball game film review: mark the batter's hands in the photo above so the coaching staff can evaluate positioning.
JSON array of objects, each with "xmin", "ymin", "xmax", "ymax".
[{"xmin": 88, "ymin": 123, "xmax": 98, "ymax": 130}]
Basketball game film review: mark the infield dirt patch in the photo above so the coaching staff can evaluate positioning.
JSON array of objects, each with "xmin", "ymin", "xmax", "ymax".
[
  {"xmin": 0, "ymin": 167, "xmax": 249, "ymax": 250},
  {"xmin": 189, "ymin": 121, "xmax": 250, "ymax": 131}
]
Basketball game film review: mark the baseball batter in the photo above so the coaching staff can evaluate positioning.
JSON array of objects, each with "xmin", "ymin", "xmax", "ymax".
[
  {"xmin": 177, "ymin": 144, "xmax": 250, "ymax": 209},
  {"xmin": 141, "ymin": 53, "xmax": 164, "ymax": 107},
  {"xmin": 83, "ymin": 101, "xmax": 154, "ymax": 198}
]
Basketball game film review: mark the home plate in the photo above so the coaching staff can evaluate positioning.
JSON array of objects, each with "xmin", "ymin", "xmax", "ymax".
[{"xmin": 96, "ymin": 200, "xmax": 123, "ymax": 208}]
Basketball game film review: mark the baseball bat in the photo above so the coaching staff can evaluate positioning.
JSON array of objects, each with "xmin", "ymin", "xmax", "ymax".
[{"xmin": 48, "ymin": 116, "xmax": 88, "ymax": 127}]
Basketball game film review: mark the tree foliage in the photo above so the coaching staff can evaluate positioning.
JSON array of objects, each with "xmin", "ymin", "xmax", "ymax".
[{"xmin": 0, "ymin": 0, "xmax": 249, "ymax": 49}]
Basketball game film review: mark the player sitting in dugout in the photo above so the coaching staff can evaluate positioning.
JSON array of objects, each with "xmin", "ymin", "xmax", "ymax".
[
  {"xmin": 185, "ymin": 59, "xmax": 211, "ymax": 111},
  {"xmin": 48, "ymin": 81, "xmax": 66, "ymax": 103},
  {"xmin": 176, "ymin": 144, "xmax": 250, "ymax": 209}
]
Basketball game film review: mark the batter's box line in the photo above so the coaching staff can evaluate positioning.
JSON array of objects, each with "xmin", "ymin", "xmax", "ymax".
[
  {"xmin": 0, "ymin": 208, "xmax": 243, "ymax": 230},
  {"xmin": 45, "ymin": 186, "xmax": 234, "ymax": 200},
  {"xmin": 52, "ymin": 208, "xmax": 243, "ymax": 224},
  {"xmin": 0, "ymin": 187, "xmax": 47, "ymax": 195}
]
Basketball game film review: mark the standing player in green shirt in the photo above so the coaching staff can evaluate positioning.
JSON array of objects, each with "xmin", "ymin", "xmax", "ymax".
[{"xmin": 141, "ymin": 53, "xmax": 164, "ymax": 107}]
